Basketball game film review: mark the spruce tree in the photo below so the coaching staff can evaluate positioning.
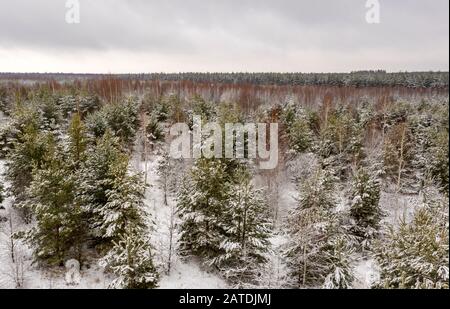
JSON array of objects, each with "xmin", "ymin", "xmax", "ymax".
[
  {"xmin": 79, "ymin": 130, "xmax": 147, "ymax": 246},
  {"xmin": 374, "ymin": 201, "xmax": 449, "ymax": 289},
  {"xmin": 322, "ymin": 236, "xmax": 355, "ymax": 289},
  {"xmin": 214, "ymin": 170, "xmax": 272, "ymax": 284},
  {"xmin": 67, "ymin": 113, "xmax": 87, "ymax": 170},
  {"xmin": 78, "ymin": 130, "xmax": 125, "ymax": 242},
  {"xmin": 285, "ymin": 168, "xmax": 340, "ymax": 287},
  {"xmin": 177, "ymin": 158, "xmax": 231, "ymax": 261},
  {"xmin": 350, "ymin": 167, "xmax": 383, "ymax": 242},
  {"xmin": 430, "ymin": 130, "xmax": 449, "ymax": 194},
  {"xmin": 24, "ymin": 145, "xmax": 83, "ymax": 266},
  {"xmin": 96, "ymin": 158, "xmax": 147, "ymax": 243},
  {"xmin": 101, "ymin": 226, "xmax": 159, "ymax": 289}
]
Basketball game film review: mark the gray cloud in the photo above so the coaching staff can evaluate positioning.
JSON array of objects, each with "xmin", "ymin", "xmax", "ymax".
[{"xmin": 0, "ymin": 0, "xmax": 448, "ymax": 72}]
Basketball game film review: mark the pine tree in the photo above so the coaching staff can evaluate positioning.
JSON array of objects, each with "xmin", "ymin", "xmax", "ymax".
[
  {"xmin": 6, "ymin": 125, "xmax": 50, "ymax": 200},
  {"xmin": 95, "ymin": 158, "xmax": 147, "ymax": 243},
  {"xmin": 322, "ymin": 236, "xmax": 355, "ymax": 289},
  {"xmin": 100, "ymin": 226, "xmax": 159, "ymax": 289},
  {"xmin": 285, "ymin": 168, "xmax": 340, "ymax": 287},
  {"xmin": 67, "ymin": 113, "xmax": 87, "ymax": 169},
  {"xmin": 287, "ymin": 117, "xmax": 314, "ymax": 153},
  {"xmin": 177, "ymin": 158, "xmax": 231, "ymax": 261},
  {"xmin": 213, "ymin": 170, "xmax": 272, "ymax": 284},
  {"xmin": 350, "ymin": 167, "xmax": 383, "ymax": 242},
  {"xmin": 79, "ymin": 130, "xmax": 146, "ymax": 246},
  {"xmin": 430, "ymin": 130, "xmax": 449, "ymax": 194},
  {"xmin": 6, "ymin": 125, "xmax": 53, "ymax": 221},
  {"xmin": 78, "ymin": 130, "xmax": 125, "ymax": 242},
  {"xmin": 383, "ymin": 122, "xmax": 414, "ymax": 192},
  {"xmin": 24, "ymin": 146, "xmax": 83, "ymax": 266},
  {"xmin": 374, "ymin": 201, "xmax": 449, "ymax": 289}
]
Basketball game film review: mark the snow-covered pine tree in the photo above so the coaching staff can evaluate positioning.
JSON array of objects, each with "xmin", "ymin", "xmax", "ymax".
[
  {"xmin": 100, "ymin": 226, "xmax": 159, "ymax": 289},
  {"xmin": 67, "ymin": 113, "xmax": 87, "ymax": 170},
  {"xmin": 78, "ymin": 130, "xmax": 125, "ymax": 243},
  {"xmin": 156, "ymin": 150, "xmax": 177, "ymax": 206},
  {"xmin": 322, "ymin": 235, "xmax": 355, "ymax": 289},
  {"xmin": 383, "ymin": 122, "xmax": 414, "ymax": 192},
  {"xmin": 156, "ymin": 149, "xmax": 180, "ymax": 274},
  {"xmin": 177, "ymin": 158, "xmax": 231, "ymax": 261},
  {"xmin": 6, "ymin": 125, "xmax": 54, "ymax": 221},
  {"xmin": 23, "ymin": 144, "xmax": 84, "ymax": 266},
  {"xmin": 350, "ymin": 167, "xmax": 383, "ymax": 242},
  {"xmin": 374, "ymin": 200, "xmax": 449, "ymax": 289},
  {"xmin": 96, "ymin": 157, "xmax": 147, "ymax": 243},
  {"xmin": 213, "ymin": 169, "xmax": 272, "ymax": 285},
  {"xmin": 430, "ymin": 130, "xmax": 449, "ymax": 194},
  {"xmin": 79, "ymin": 129, "xmax": 147, "ymax": 246},
  {"xmin": 285, "ymin": 168, "xmax": 342, "ymax": 287}
]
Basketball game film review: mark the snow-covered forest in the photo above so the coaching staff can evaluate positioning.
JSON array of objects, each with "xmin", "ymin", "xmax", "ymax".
[{"xmin": 0, "ymin": 73, "xmax": 448, "ymax": 289}]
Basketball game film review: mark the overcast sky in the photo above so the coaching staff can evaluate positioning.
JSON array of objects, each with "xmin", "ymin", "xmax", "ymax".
[{"xmin": 0, "ymin": 0, "xmax": 448, "ymax": 73}]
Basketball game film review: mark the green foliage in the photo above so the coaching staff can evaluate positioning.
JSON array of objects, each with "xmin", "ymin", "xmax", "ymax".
[
  {"xmin": 145, "ymin": 114, "xmax": 165, "ymax": 144},
  {"xmin": 285, "ymin": 168, "xmax": 349, "ymax": 287},
  {"xmin": 24, "ymin": 147, "xmax": 85, "ymax": 266},
  {"xmin": 86, "ymin": 98, "xmax": 140, "ymax": 145},
  {"xmin": 101, "ymin": 227, "xmax": 159, "ymax": 289},
  {"xmin": 383, "ymin": 121, "xmax": 417, "ymax": 192},
  {"xmin": 178, "ymin": 159, "xmax": 271, "ymax": 284},
  {"xmin": 322, "ymin": 236, "xmax": 355, "ymax": 289},
  {"xmin": 6, "ymin": 126, "xmax": 54, "ymax": 205},
  {"xmin": 78, "ymin": 131, "xmax": 128, "ymax": 241},
  {"xmin": 430, "ymin": 130, "xmax": 449, "ymax": 194},
  {"xmin": 374, "ymin": 202, "xmax": 449, "ymax": 289},
  {"xmin": 350, "ymin": 167, "xmax": 383, "ymax": 240},
  {"xmin": 214, "ymin": 170, "xmax": 272, "ymax": 284},
  {"xmin": 67, "ymin": 113, "xmax": 87, "ymax": 169},
  {"xmin": 95, "ymin": 158, "xmax": 147, "ymax": 242},
  {"xmin": 288, "ymin": 117, "xmax": 314, "ymax": 153}
]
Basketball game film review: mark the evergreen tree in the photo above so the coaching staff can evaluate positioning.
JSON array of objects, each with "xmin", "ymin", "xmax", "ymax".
[
  {"xmin": 288, "ymin": 117, "xmax": 314, "ymax": 153},
  {"xmin": 350, "ymin": 167, "xmax": 383, "ymax": 242},
  {"xmin": 285, "ymin": 168, "xmax": 355, "ymax": 288},
  {"xmin": 78, "ymin": 130, "xmax": 126, "ymax": 243},
  {"xmin": 6, "ymin": 125, "xmax": 53, "ymax": 221},
  {"xmin": 78, "ymin": 130, "xmax": 147, "ymax": 246},
  {"xmin": 95, "ymin": 158, "xmax": 147, "ymax": 243},
  {"xmin": 24, "ymin": 146, "xmax": 83, "ymax": 266},
  {"xmin": 374, "ymin": 201, "xmax": 449, "ymax": 289},
  {"xmin": 177, "ymin": 158, "xmax": 231, "ymax": 261},
  {"xmin": 383, "ymin": 122, "xmax": 414, "ymax": 191},
  {"xmin": 100, "ymin": 226, "xmax": 159, "ymax": 289},
  {"xmin": 430, "ymin": 130, "xmax": 449, "ymax": 194},
  {"xmin": 86, "ymin": 98, "xmax": 140, "ymax": 146},
  {"xmin": 67, "ymin": 113, "xmax": 87, "ymax": 170},
  {"xmin": 322, "ymin": 236, "xmax": 355, "ymax": 289},
  {"xmin": 156, "ymin": 151, "xmax": 176, "ymax": 206},
  {"xmin": 214, "ymin": 170, "xmax": 272, "ymax": 284},
  {"xmin": 285, "ymin": 168, "xmax": 340, "ymax": 287}
]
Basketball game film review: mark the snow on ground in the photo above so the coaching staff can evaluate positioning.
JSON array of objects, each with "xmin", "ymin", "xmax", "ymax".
[
  {"xmin": 159, "ymin": 259, "xmax": 228, "ymax": 289},
  {"xmin": 353, "ymin": 258, "xmax": 380, "ymax": 289}
]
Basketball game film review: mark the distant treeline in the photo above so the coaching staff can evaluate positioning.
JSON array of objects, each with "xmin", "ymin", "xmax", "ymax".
[{"xmin": 0, "ymin": 71, "xmax": 448, "ymax": 88}]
